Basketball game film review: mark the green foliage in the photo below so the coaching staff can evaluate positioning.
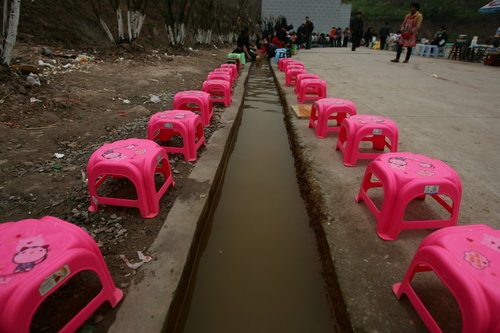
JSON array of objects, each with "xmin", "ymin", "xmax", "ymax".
[{"xmin": 345, "ymin": 0, "xmax": 487, "ymax": 20}]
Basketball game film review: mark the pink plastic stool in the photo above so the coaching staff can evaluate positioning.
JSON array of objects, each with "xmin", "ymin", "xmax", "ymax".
[
  {"xmin": 220, "ymin": 63, "xmax": 238, "ymax": 79},
  {"xmin": 227, "ymin": 57, "xmax": 241, "ymax": 69},
  {"xmin": 393, "ymin": 224, "xmax": 500, "ymax": 332},
  {"xmin": 282, "ymin": 60, "xmax": 299, "ymax": 72},
  {"xmin": 87, "ymin": 138, "xmax": 174, "ymax": 218},
  {"xmin": 0, "ymin": 216, "xmax": 122, "ymax": 333},
  {"xmin": 173, "ymin": 90, "xmax": 213, "ymax": 127},
  {"xmin": 356, "ymin": 152, "xmax": 462, "ymax": 240},
  {"xmin": 147, "ymin": 110, "xmax": 206, "ymax": 162},
  {"xmin": 278, "ymin": 58, "xmax": 294, "ymax": 71},
  {"xmin": 207, "ymin": 72, "xmax": 232, "ymax": 85},
  {"xmin": 213, "ymin": 68, "xmax": 235, "ymax": 83},
  {"xmin": 286, "ymin": 68, "xmax": 307, "ymax": 86},
  {"xmin": 308, "ymin": 98, "xmax": 357, "ymax": 138},
  {"xmin": 297, "ymin": 79, "xmax": 327, "ymax": 103},
  {"xmin": 202, "ymin": 79, "xmax": 232, "ymax": 106},
  {"xmin": 287, "ymin": 61, "xmax": 305, "ymax": 69},
  {"xmin": 335, "ymin": 114, "xmax": 398, "ymax": 166},
  {"xmin": 295, "ymin": 73, "xmax": 320, "ymax": 94}
]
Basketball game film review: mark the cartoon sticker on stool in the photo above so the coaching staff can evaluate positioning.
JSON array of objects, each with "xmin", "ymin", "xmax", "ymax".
[
  {"xmin": 464, "ymin": 250, "xmax": 490, "ymax": 270},
  {"xmin": 388, "ymin": 157, "xmax": 407, "ymax": 170},
  {"xmin": 102, "ymin": 150, "xmax": 125, "ymax": 160},
  {"xmin": 416, "ymin": 169, "xmax": 435, "ymax": 177},
  {"xmin": 481, "ymin": 234, "xmax": 500, "ymax": 252},
  {"xmin": 0, "ymin": 235, "xmax": 50, "ymax": 283}
]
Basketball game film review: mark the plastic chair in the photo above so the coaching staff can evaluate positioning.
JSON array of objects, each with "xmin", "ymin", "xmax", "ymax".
[
  {"xmin": 393, "ymin": 224, "xmax": 500, "ymax": 332},
  {"xmin": 147, "ymin": 110, "xmax": 206, "ymax": 162},
  {"xmin": 282, "ymin": 60, "xmax": 300, "ymax": 73},
  {"xmin": 226, "ymin": 57, "xmax": 241, "ymax": 70},
  {"xmin": 356, "ymin": 152, "xmax": 462, "ymax": 240},
  {"xmin": 220, "ymin": 63, "xmax": 238, "ymax": 79},
  {"xmin": 202, "ymin": 79, "xmax": 232, "ymax": 106},
  {"xmin": 297, "ymin": 79, "xmax": 327, "ymax": 104},
  {"xmin": 0, "ymin": 216, "xmax": 123, "ymax": 333},
  {"xmin": 295, "ymin": 73, "xmax": 320, "ymax": 95},
  {"xmin": 308, "ymin": 98, "xmax": 357, "ymax": 138},
  {"xmin": 423, "ymin": 45, "xmax": 439, "ymax": 57},
  {"xmin": 285, "ymin": 68, "xmax": 307, "ymax": 86},
  {"xmin": 335, "ymin": 114, "xmax": 398, "ymax": 167},
  {"xmin": 173, "ymin": 90, "xmax": 213, "ymax": 127},
  {"xmin": 87, "ymin": 138, "xmax": 175, "ymax": 218}
]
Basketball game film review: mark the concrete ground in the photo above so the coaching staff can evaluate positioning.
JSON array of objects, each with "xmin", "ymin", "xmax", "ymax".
[{"xmin": 273, "ymin": 47, "xmax": 500, "ymax": 332}]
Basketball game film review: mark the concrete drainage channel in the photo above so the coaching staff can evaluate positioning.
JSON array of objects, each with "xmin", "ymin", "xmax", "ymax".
[{"xmin": 110, "ymin": 62, "xmax": 352, "ymax": 332}]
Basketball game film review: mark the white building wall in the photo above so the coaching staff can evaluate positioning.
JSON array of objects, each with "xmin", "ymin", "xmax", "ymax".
[{"xmin": 261, "ymin": 0, "xmax": 352, "ymax": 34}]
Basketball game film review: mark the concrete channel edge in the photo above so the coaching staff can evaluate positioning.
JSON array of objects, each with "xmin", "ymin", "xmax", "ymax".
[
  {"xmin": 268, "ymin": 61, "xmax": 354, "ymax": 333},
  {"xmin": 109, "ymin": 64, "xmax": 252, "ymax": 333}
]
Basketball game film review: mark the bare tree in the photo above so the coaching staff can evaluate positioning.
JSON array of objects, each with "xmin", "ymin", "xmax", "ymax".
[
  {"xmin": 0, "ymin": 0, "xmax": 21, "ymax": 65},
  {"xmin": 164, "ymin": 0, "xmax": 197, "ymax": 45}
]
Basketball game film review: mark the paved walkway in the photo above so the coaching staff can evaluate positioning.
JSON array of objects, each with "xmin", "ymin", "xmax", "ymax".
[{"xmin": 273, "ymin": 47, "xmax": 500, "ymax": 332}]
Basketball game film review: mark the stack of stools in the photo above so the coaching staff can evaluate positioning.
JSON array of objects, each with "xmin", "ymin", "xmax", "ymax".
[
  {"xmin": 308, "ymin": 98, "xmax": 357, "ymax": 138},
  {"xmin": 355, "ymin": 152, "xmax": 462, "ymax": 240},
  {"xmin": 87, "ymin": 138, "xmax": 175, "ymax": 218},
  {"xmin": 220, "ymin": 64, "xmax": 238, "ymax": 79},
  {"xmin": 213, "ymin": 68, "xmax": 235, "ymax": 84},
  {"xmin": 393, "ymin": 224, "xmax": 499, "ymax": 332},
  {"xmin": 335, "ymin": 114, "xmax": 398, "ymax": 166},
  {"xmin": 147, "ymin": 110, "xmax": 206, "ymax": 162},
  {"xmin": 297, "ymin": 79, "xmax": 327, "ymax": 104},
  {"xmin": 207, "ymin": 71, "xmax": 232, "ymax": 85},
  {"xmin": 173, "ymin": 90, "xmax": 213, "ymax": 127},
  {"xmin": 0, "ymin": 216, "xmax": 123, "ymax": 332}
]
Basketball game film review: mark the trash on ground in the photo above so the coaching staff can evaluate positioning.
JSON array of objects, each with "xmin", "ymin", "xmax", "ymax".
[
  {"xmin": 27, "ymin": 74, "xmax": 41, "ymax": 86},
  {"xmin": 150, "ymin": 95, "xmax": 161, "ymax": 103},
  {"xmin": 122, "ymin": 99, "xmax": 131, "ymax": 104},
  {"xmin": 430, "ymin": 73, "xmax": 439, "ymax": 78},
  {"xmin": 119, "ymin": 251, "xmax": 152, "ymax": 269},
  {"xmin": 54, "ymin": 153, "xmax": 65, "ymax": 159},
  {"xmin": 30, "ymin": 97, "xmax": 42, "ymax": 103},
  {"xmin": 38, "ymin": 60, "xmax": 55, "ymax": 68}
]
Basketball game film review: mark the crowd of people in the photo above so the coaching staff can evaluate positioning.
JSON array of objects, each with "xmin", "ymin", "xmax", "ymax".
[{"xmin": 232, "ymin": 2, "xmax": 452, "ymax": 65}]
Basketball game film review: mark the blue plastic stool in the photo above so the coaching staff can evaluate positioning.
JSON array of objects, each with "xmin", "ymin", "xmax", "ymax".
[{"xmin": 274, "ymin": 48, "xmax": 288, "ymax": 63}]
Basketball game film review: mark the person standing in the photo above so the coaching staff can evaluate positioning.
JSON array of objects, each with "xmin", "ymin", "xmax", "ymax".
[
  {"xmin": 391, "ymin": 3, "xmax": 423, "ymax": 63},
  {"xmin": 342, "ymin": 27, "xmax": 350, "ymax": 47},
  {"xmin": 379, "ymin": 22, "xmax": 391, "ymax": 50},
  {"xmin": 304, "ymin": 16, "xmax": 314, "ymax": 49},
  {"xmin": 329, "ymin": 27, "xmax": 336, "ymax": 47},
  {"xmin": 350, "ymin": 12, "xmax": 364, "ymax": 51},
  {"xmin": 335, "ymin": 27, "xmax": 343, "ymax": 47}
]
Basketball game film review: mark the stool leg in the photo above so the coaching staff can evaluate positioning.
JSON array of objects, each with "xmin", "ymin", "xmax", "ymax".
[{"xmin": 372, "ymin": 135, "xmax": 386, "ymax": 151}]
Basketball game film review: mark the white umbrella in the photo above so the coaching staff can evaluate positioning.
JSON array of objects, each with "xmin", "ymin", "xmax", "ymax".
[{"xmin": 479, "ymin": 0, "xmax": 500, "ymax": 13}]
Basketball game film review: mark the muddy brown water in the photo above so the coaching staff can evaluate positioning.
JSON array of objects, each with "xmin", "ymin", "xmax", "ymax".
[{"xmin": 174, "ymin": 64, "xmax": 335, "ymax": 332}]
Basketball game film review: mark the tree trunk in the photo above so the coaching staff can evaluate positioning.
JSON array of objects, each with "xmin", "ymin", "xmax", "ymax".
[
  {"xmin": 1, "ymin": 0, "xmax": 21, "ymax": 65},
  {"xmin": 100, "ymin": 17, "xmax": 116, "ymax": 44},
  {"xmin": 116, "ymin": 8, "xmax": 125, "ymax": 41}
]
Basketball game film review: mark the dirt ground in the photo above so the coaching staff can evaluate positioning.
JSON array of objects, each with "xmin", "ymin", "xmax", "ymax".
[{"xmin": 0, "ymin": 42, "xmax": 232, "ymax": 331}]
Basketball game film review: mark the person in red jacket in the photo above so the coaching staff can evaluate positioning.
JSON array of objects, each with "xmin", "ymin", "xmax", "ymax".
[{"xmin": 391, "ymin": 2, "xmax": 423, "ymax": 63}]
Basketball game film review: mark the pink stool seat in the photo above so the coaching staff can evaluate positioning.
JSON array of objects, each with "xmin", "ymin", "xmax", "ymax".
[
  {"xmin": 173, "ymin": 90, "xmax": 213, "ymax": 127},
  {"xmin": 286, "ymin": 68, "xmax": 307, "ymax": 86},
  {"xmin": 287, "ymin": 61, "xmax": 305, "ymax": 69},
  {"xmin": 297, "ymin": 79, "xmax": 327, "ymax": 104},
  {"xmin": 147, "ymin": 110, "xmax": 206, "ymax": 162},
  {"xmin": 207, "ymin": 72, "xmax": 232, "ymax": 85},
  {"xmin": 335, "ymin": 114, "xmax": 398, "ymax": 166},
  {"xmin": 213, "ymin": 68, "xmax": 235, "ymax": 83},
  {"xmin": 356, "ymin": 152, "xmax": 462, "ymax": 240},
  {"xmin": 295, "ymin": 73, "xmax": 320, "ymax": 94},
  {"xmin": 393, "ymin": 224, "xmax": 500, "ymax": 332},
  {"xmin": 87, "ymin": 138, "xmax": 175, "ymax": 218},
  {"xmin": 0, "ymin": 216, "xmax": 122, "ymax": 333},
  {"xmin": 202, "ymin": 79, "xmax": 232, "ymax": 106},
  {"xmin": 308, "ymin": 98, "xmax": 357, "ymax": 138},
  {"xmin": 282, "ymin": 59, "xmax": 299, "ymax": 72},
  {"xmin": 220, "ymin": 63, "xmax": 238, "ymax": 79}
]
